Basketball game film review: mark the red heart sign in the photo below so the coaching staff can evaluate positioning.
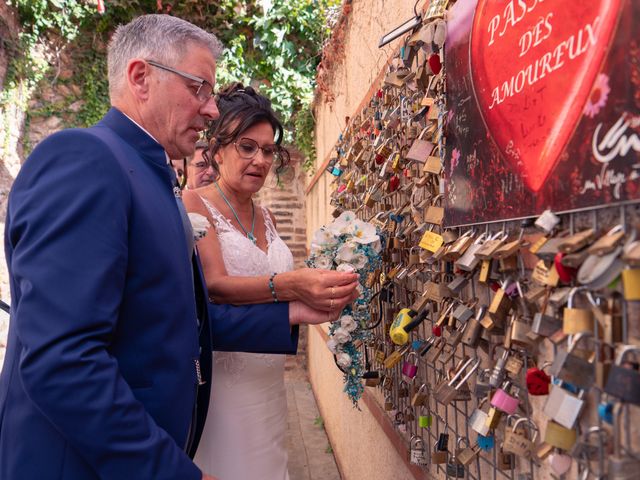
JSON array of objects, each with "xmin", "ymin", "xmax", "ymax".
[{"xmin": 470, "ymin": 0, "xmax": 621, "ymax": 192}]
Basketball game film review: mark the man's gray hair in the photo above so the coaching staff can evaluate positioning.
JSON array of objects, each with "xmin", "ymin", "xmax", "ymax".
[{"xmin": 107, "ymin": 14, "xmax": 223, "ymax": 100}]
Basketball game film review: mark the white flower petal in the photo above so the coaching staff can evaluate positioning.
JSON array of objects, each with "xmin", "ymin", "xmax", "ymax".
[{"xmin": 336, "ymin": 352, "xmax": 352, "ymax": 368}]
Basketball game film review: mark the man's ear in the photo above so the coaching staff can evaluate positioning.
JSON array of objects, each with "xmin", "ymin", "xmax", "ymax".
[{"xmin": 126, "ymin": 59, "xmax": 151, "ymax": 100}]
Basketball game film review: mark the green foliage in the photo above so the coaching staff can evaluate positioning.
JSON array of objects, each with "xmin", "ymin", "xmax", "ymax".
[{"xmin": 5, "ymin": 0, "xmax": 339, "ymax": 169}]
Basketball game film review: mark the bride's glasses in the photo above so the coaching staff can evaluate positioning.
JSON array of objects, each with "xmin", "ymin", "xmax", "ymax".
[{"xmin": 234, "ymin": 138, "xmax": 280, "ymax": 163}]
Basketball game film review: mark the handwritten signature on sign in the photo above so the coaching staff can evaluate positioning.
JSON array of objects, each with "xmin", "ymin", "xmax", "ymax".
[{"xmin": 581, "ymin": 115, "xmax": 640, "ymax": 199}]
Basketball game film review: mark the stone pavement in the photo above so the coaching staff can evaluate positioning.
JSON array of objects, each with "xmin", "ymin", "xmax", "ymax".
[{"xmin": 285, "ymin": 325, "xmax": 341, "ymax": 480}]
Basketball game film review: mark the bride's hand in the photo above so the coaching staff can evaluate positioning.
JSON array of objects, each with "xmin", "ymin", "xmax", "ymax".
[
  {"xmin": 288, "ymin": 268, "xmax": 359, "ymax": 312},
  {"xmin": 289, "ymin": 288, "xmax": 360, "ymax": 325}
]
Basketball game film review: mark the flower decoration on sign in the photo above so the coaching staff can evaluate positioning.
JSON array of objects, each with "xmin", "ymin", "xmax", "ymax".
[
  {"xmin": 188, "ymin": 212, "xmax": 211, "ymax": 243},
  {"xmin": 584, "ymin": 73, "xmax": 611, "ymax": 119},
  {"xmin": 307, "ymin": 211, "xmax": 383, "ymax": 407}
]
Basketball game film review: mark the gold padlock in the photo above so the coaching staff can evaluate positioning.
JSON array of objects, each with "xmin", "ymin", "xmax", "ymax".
[
  {"xmin": 544, "ymin": 420, "xmax": 577, "ymax": 450},
  {"xmin": 562, "ymin": 287, "xmax": 594, "ymax": 335},
  {"xmin": 488, "ymin": 287, "xmax": 512, "ymax": 324},
  {"xmin": 622, "ymin": 268, "xmax": 640, "ymax": 301},
  {"xmin": 384, "ymin": 345, "xmax": 409, "ymax": 369},
  {"xmin": 479, "ymin": 259, "xmax": 492, "ymax": 283}
]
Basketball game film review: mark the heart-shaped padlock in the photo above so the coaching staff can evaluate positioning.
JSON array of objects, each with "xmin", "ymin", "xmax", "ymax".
[
  {"xmin": 548, "ymin": 452, "xmax": 572, "ymax": 475},
  {"xmin": 526, "ymin": 366, "xmax": 551, "ymax": 396}
]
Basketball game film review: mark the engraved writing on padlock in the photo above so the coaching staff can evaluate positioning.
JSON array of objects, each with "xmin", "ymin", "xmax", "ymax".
[
  {"xmin": 409, "ymin": 436, "xmax": 428, "ymax": 466},
  {"xmin": 503, "ymin": 417, "xmax": 538, "ymax": 457}
]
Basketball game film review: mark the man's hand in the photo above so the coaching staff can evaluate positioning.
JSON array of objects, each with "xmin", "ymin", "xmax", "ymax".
[
  {"xmin": 289, "ymin": 289, "xmax": 359, "ymax": 325},
  {"xmin": 203, "ymin": 474, "xmax": 219, "ymax": 480}
]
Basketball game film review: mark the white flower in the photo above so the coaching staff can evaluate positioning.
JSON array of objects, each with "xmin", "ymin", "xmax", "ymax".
[
  {"xmin": 312, "ymin": 255, "xmax": 333, "ymax": 270},
  {"xmin": 350, "ymin": 219, "xmax": 379, "ymax": 244},
  {"xmin": 340, "ymin": 314, "xmax": 357, "ymax": 333},
  {"xmin": 188, "ymin": 213, "xmax": 211, "ymax": 242},
  {"xmin": 351, "ymin": 253, "xmax": 367, "ymax": 270},
  {"xmin": 333, "ymin": 327, "xmax": 352, "ymax": 344},
  {"xmin": 311, "ymin": 226, "xmax": 338, "ymax": 248},
  {"xmin": 328, "ymin": 210, "xmax": 357, "ymax": 235},
  {"xmin": 336, "ymin": 263, "xmax": 356, "ymax": 273},
  {"xmin": 336, "ymin": 241, "xmax": 358, "ymax": 263},
  {"xmin": 326, "ymin": 338, "xmax": 338, "ymax": 354},
  {"xmin": 336, "ymin": 352, "xmax": 352, "ymax": 368},
  {"xmin": 370, "ymin": 238, "xmax": 383, "ymax": 253}
]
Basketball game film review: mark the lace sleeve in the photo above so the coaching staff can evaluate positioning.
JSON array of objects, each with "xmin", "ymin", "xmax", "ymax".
[{"xmin": 261, "ymin": 207, "xmax": 277, "ymax": 244}]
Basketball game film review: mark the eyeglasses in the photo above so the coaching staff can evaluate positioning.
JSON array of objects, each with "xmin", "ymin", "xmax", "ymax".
[
  {"xmin": 233, "ymin": 138, "xmax": 280, "ymax": 162},
  {"xmin": 189, "ymin": 161, "xmax": 209, "ymax": 170},
  {"xmin": 146, "ymin": 60, "xmax": 214, "ymax": 103}
]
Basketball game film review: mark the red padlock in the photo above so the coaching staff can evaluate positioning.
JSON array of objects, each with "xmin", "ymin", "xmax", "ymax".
[
  {"xmin": 526, "ymin": 366, "xmax": 551, "ymax": 396},
  {"xmin": 554, "ymin": 252, "xmax": 577, "ymax": 283},
  {"xmin": 432, "ymin": 325, "xmax": 442, "ymax": 337},
  {"xmin": 388, "ymin": 175, "xmax": 400, "ymax": 192},
  {"xmin": 428, "ymin": 53, "xmax": 442, "ymax": 75}
]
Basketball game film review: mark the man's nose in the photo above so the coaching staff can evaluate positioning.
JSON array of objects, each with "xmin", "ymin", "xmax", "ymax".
[{"xmin": 201, "ymin": 97, "xmax": 219, "ymax": 120}]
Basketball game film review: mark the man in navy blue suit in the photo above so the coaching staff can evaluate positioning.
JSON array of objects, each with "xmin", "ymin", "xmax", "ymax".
[{"xmin": 0, "ymin": 14, "xmax": 358, "ymax": 480}]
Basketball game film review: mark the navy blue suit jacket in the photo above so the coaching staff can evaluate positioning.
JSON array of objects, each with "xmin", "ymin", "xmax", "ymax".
[{"xmin": 0, "ymin": 108, "xmax": 298, "ymax": 479}]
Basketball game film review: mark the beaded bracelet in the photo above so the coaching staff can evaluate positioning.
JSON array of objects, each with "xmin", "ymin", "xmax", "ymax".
[{"xmin": 268, "ymin": 272, "xmax": 279, "ymax": 303}]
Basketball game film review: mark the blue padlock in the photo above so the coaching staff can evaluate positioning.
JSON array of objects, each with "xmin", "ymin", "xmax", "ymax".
[
  {"xmin": 477, "ymin": 434, "xmax": 495, "ymax": 451},
  {"xmin": 411, "ymin": 339, "xmax": 424, "ymax": 352},
  {"xmin": 598, "ymin": 402, "xmax": 614, "ymax": 425}
]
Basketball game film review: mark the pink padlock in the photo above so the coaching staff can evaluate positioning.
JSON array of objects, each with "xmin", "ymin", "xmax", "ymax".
[
  {"xmin": 490, "ymin": 381, "xmax": 520, "ymax": 414},
  {"xmin": 401, "ymin": 352, "xmax": 419, "ymax": 380},
  {"xmin": 548, "ymin": 452, "xmax": 572, "ymax": 475}
]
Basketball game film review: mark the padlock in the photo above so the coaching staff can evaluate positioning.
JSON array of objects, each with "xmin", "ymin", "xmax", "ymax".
[
  {"xmin": 488, "ymin": 285, "xmax": 513, "ymax": 324},
  {"xmin": 503, "ymin": 417, "xmax": 538, "ymax": 457},
  {"xmin": 382, "ymin": 375, "xmax": 393, "ymax": 391},
  {"xmin": 563, "ymin": 287, "xmax": 595, "ymax": 335},
  {"xmin": 532, "ymin": 307, "xmax": 562, "ymax": 337},
  {"xmin": 444, "ymin": 229, "xmax": 475, "ymax": 261},
  {"xmin": 394, "ymin": 411, "xmax": 406, "ymax": 432},
  {"xmin": 431, "ymin": 440, "xmax": 448, "ymax": 464},
  {"xmin": 411, "ymin": 383, "xmax": 429, "ymax": 407},
  {"xmin": 544, "ymin": 420, "xmax": 577, "ymax": 450},
  {"xmin": 490, "ymin": 381, "xmax": 520, "ymax": 414},
  {"xmin": 510, "ymin": 317, "xmax": 531, "ymax": 348},
  {"xmin": 474, "ymin": 230, "xmax": 508, "ymax": 260},
  {"xmin": 462, "ymin": 306, "xmax": 485, "ymax": 347},
  {"xmin": 423, "ymin": 336, "xmax": 446, "ymax": 362},
  {"xmin": 595, "ymin": 342, "xmax": 615, "ymax": 389},
  {"xmin": 408, "ymin": 247, "xmax": 421, "ymax": 266},
  {"xmin": 383, "ymin": 345, "xmax": 409, "ymax": 369},
  {"xmin": 401, "ymin": 352, "xmax": 419, "ymax": 380},
  {"xmin": 478, "ymin": 259, "xmax": 492, "ymax": 283},
  {"xmin": 622, "ymin": 267, "xmax": 640, "ymax": 300},
  {"xmin": 489, "ymin": 347, "xmax": 509, "ymax": 388},
  {"xmin": 525, "ymin": 363, "xmax": 551, "ymax": 395},
  {"xmin": 604, "ymin": 345, "xmax": 640, "ymax": 405},
  {"xmin": 549, "ymin": 332, "xmax": 595, "ymax": 390},
  {"xmin": 409, "ymin": 435, "xmax": 428, "ymax": 466},
  {"xmin": 469, "ymin": 398, "xmax": 490, "ymax": 436},
  {"xmin": 424, "ymin": 194, "xmax": 444, "ymax": 226},
  {"xmin": 445, "ymin": 455, "xmax": 465, "ymax": 477},
  {"xmin": 505, "ymin": 352, "xmax": 524, "ymax": 376},
  {"xmin": 374, "ymin": 340, "xmax": 387, "ymax": 364},
  {"xmin": 474, "ymin": 368, "xmax": 492, "ymax": 398},
  {"xmin": 570, "ymin": 426, "xmax": 608, "ymax": 459},
  {"xmin": 548, "ymin": 452, "xmax": 573, "ymax": 475},
  {"xmin": 418, "ymin": 407, "xmax": 432, "ymax": 428},
  {"xmin": 436, "ymin": 431, "xmax": 449, "ymax": 452},
  {"xmin": 455, "ymin": 232, "xmax": 488, "ymax": 271},
  {"xmin": 485, "ymin": 406, "xmax": 502, "ymax": 429},
  {"xmin": 363, "ymin": 370, "xmax": 382, "ymax": 387},
  {"xmin": 477, "ymin": 433, "xmax": 495, "ymax": 451},
  {"xmin": 497, "ymin": 446, "xmax": 515, "ymax": 470},
  {"xmin": 608, "ymin": 403, "xmax": 640, "ymax": 479},
  {"xmin": 384, "ymin": 392, "xmax": 393, "ymax": 411},
  {"xmin": 404, "ymin": 406, "xmax": 416, "ymax": 423},
  {"xmin": 558, "ymin": 228, "xmax": 595, "ymax": 253},
  {"xmin": 447, "ymin": 275, "xmax": 469, "ymax": 295},
  {"xmin": 398, "ymin": 380, "xmax": 410, "ymax": 398},
  {"xmin": 452, "ymin": 300, "xmax": 477, "ymax": 323},
  {"xmin": 543, "ymin": 383, "xmax": 585, "ymax": 429},
  {"xmin": 456, "ymin": 437, "xmax": 481, "ymax": 466},
  {"xmin": 434, "ymin": 357, "xmax": 480, "ymax": 405}
]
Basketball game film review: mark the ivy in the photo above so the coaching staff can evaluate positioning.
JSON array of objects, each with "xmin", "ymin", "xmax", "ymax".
[{"xmin": 3, "ymin": 0, "xmax": 340, "ymax": 170}]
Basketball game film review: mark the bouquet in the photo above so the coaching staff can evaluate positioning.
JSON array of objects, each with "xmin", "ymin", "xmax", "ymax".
[{"xmin": 307, "ymin": 211, "xmax": 383, "ymax": 406}]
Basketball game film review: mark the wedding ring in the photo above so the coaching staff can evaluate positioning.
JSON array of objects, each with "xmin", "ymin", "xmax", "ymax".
[
  {"xmin": 331, "ymin": 286, "xmax": 335, "ymax": 298},
  {"xmin": 330, "ymin": 298, "xmax": 335, "ymax": 310}
]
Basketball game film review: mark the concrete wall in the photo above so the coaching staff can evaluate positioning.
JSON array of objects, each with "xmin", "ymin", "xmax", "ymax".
[{"xmin": 306, "ymin": 1, "xmax": 430, "ymax": 479}]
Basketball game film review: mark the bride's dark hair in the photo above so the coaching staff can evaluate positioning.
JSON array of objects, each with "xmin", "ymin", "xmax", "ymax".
[{"xmin": 204, "ymin": 83, "xmax": 290, "ymax": 176}]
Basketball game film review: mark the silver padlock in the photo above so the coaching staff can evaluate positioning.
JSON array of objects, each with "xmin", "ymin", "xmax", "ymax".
[
  {"xmin": 543, "ymin": 383, "xmax": 585, "ymax": 429},
  {"xmin": 469, "ymin": 398, "xmax": 490, "ymax": 436},
  {"xmin": 409, "ymin": 435, "xmax": 428, "ymax": 466},
  {"xmin": 549, "ymin": 332, "xmax": 595, "ymax": 390},
  {"xmin": 608, "ymin": 404, "xmax": 640, "ymax": 479}
]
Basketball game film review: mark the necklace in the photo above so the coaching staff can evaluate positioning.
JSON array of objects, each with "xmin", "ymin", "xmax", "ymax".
[{"xmin": 214, "ymin": 181, "xmax": 257, "ymax": 245}]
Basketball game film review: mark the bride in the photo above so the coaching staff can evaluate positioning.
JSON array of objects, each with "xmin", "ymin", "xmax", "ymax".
[{"xmin": 183, "ymin": 83, "xmax": 358, "ymax": 480}]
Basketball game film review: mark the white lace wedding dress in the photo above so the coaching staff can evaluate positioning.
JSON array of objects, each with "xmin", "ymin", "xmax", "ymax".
[{"xmin": 193, "ymin": 197, "xmax": 294, "ymax": 480}]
